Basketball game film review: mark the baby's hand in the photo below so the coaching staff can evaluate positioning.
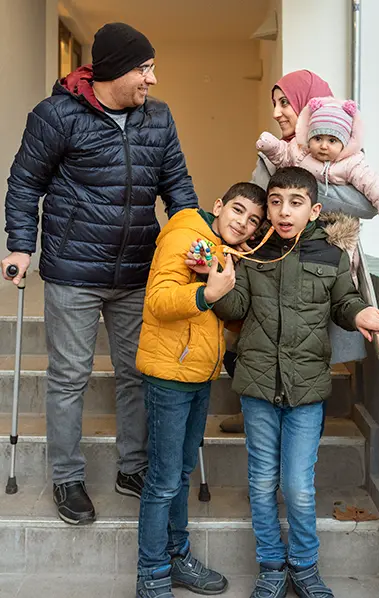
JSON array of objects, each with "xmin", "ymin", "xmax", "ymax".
[
  {"xmin": 185, "ymin": 240, "xmax": 212, "ymax": 275},
  {"xmin": 256, "ymin": 131, "xmax": 279, "ymax": 152}
]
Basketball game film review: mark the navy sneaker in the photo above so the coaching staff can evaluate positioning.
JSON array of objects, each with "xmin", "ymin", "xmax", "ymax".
[
  {"xmin": 289, "ymin": 564, "xmax": 334, "ymax": 597},
  {"xmin": 250, "ymin": 566, "xmax": 289, "ymax": 598},
  {"xmin": 136, "ymin": 566, "xmax": 174, "ymax": 598},
  {"xmin": 171, "ymin": 547, "xmax": 228, "ymax": 594}
]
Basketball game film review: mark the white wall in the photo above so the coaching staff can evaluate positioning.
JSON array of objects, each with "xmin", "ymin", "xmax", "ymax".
[
  {"xmin": 282, "ymin": 0, "xmax": 350, "ymax": 98},
  {"xmin": 359, "ymin": 0, "xmax": 379, "ymax": 258},
  {"xmin": 0, "ymin": 0, "xmax": 46, "ymax": 286}
]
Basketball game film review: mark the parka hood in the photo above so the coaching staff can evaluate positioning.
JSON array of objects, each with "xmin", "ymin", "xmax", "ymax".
[
  {"xmin": 319, "ymin": 211, "xmax": 360, "ymax": 253},
  {"xmin": 53, "ymin": 64, "xmax": 104, "ymax": 111}
]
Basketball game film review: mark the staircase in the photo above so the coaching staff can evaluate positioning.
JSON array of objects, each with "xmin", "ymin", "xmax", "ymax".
[{"xmin": 0, "ymin": 273, "xmax": 379, "ymax": 597}]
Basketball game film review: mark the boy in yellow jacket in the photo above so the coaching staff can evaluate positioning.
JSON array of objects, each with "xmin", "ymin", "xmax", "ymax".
[{"xmin": 136, "ymin": 182, "xmax": 266, "ymax": 598}]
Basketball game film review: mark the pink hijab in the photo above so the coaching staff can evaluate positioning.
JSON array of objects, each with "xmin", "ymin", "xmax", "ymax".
[{"xmin": 273, "ymin": 70, "xmax": 333, "ymax": 140}]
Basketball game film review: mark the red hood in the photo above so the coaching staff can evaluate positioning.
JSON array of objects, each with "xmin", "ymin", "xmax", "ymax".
[{"xmin": 58, "ymin": 64, "xmax": 104, "ymax": 111}]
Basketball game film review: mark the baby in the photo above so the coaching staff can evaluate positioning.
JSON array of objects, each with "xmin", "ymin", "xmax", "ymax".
[{"xmin": 256, "ymin": 97, "xmax": 379, "ymax": 211}]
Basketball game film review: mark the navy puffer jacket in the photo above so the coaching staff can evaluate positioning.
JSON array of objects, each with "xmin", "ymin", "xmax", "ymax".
[{"xmin": 5, "ymin": 66, "xmax": 198, "ymax": 288}]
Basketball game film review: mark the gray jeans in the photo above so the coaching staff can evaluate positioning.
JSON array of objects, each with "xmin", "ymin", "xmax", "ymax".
[{"xmin": 44, "ymin": 282, "xmax": 147, "ymax": 484}]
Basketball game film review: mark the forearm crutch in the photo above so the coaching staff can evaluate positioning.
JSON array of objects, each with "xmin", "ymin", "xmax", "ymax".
[
  {"xmin": 5, "ymin": 265, "xmax": 25, "ymax": 495},
  {"xmin": 198, "ymin": 439, "xmax": 211, "ymax": 502}
]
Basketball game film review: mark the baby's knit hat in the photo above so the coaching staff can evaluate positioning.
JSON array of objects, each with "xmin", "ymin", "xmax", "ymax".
[{"xmin": 307, "ymin": 98, "xmax": 357, "ymax": 147}]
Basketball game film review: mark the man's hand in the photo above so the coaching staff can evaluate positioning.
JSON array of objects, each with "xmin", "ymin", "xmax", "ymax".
[
  {"xmin": 204, "ymin": 254, "xmax": 235, "ymax": 303},
  {"xmin": 355, "ymin": 306, "xmax": 379, "ymax": 342},
  {"xmin": 1, "ymin": 252, "xmax": 31, "ymax": 285}
]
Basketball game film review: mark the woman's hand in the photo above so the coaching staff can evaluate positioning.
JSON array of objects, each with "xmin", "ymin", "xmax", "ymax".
[{"xmin": 355, "ymin": 306, "xmax": 379, "ymax": 342}]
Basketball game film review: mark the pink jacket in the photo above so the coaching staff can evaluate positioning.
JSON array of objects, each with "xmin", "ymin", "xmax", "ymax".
[{"xmin": 256, "ymin": 97, "xmax": 379, "ymax": 212}]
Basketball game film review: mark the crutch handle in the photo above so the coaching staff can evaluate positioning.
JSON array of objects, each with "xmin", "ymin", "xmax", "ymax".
[{"xmin": 6, "ymin": 264, "xmax": 19, "ymax": 278}]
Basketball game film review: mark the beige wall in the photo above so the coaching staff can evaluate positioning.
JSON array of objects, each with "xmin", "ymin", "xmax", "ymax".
[
  {"xmin": 0, "ymin": 0, "xmax": 46, "ymax": 286},
  {"xmin": 153, "ymin": 40, "xmax": 261, "ymax": 222},
  {"xmin": 46, "ymin": 0, "xmax": 59, "ymax": 96},
  {"xmin": 257, "ymin": 0, "xmax": 283, "ymax": 139}
]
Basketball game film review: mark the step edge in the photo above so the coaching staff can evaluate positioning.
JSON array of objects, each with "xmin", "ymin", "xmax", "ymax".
[
  {"xmin": 0, "ymin": 516, "xmax": 377, "ymax": 532},
  {"xmin": 0, "ymin": 435, "xmax": 365, "ymax": 446}
]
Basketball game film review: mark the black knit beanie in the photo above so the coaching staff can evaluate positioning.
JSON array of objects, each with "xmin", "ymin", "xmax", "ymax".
[{"xmin": 92, "ymin": 22, "xmax": 155, "ymax": 82}]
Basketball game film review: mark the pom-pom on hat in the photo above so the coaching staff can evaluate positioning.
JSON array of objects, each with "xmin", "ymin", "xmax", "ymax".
[{"xmin": 307, "ymin": 98, "xmax": 357, "ymax": 147}]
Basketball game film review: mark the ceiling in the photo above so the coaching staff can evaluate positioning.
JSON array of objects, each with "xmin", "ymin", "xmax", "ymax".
[{"xmin": 66, "ymin": 0, "xmax": 269, "ymax": 43}]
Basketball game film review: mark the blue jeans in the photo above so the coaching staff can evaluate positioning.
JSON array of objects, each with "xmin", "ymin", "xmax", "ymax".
[
  {"xmin": 241, "ymin": 396, "xmax": 323, "ymax": 568},
  {"xmin": 225, "ymin": 351, "xmax": 327, "ymax": 436},
  {"xmin": 138, "ymin": 381, "xmax": 210, "ymax": 578}
]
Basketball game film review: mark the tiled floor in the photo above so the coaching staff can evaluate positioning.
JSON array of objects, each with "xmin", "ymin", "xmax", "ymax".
[{"xmin": 1, "ymin": 573, "xmax": 379, "ymax": 598}]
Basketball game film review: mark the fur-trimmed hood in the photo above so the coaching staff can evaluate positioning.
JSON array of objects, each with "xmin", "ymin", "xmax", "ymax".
[
  {"xmin": 319, "ymin": 211, "xmax": 360, "ymax": 252},
  {"xmin": 296, "ymin": 97, "xmax": 364, "ymax": 161}
]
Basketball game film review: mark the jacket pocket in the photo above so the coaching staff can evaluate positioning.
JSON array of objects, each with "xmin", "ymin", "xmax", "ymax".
[
  {"xmin": 178, "ymin": 322, "xmax": 199, "ymax": 363},
  {"xmin": 57, "ymin": 207, "xmax": 78, "ymax": 257},
  {"xmin": 301, "ymin": 263, "xmax": 336, "ymax": 303}
]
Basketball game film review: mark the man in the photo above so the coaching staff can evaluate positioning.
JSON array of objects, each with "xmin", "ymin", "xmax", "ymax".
[{"xmin": 1, "ymin": 22, "xmax": 198, "ymax": 525}]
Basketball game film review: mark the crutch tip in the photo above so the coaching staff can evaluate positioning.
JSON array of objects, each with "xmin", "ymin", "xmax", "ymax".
[
  {"xmin": 198, "ymin": 483, "xmax": 211, "ymax": 502},
  {"xmin": 5, "ymin": 477, "xmax": 18, "ymax": 494}
]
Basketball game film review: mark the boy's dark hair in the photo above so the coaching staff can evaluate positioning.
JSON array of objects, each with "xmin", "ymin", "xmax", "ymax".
[
  {"xmin": 222, "ymin": 182, "xmax": 266, "ymax": 208},
  {"xmin": 267, "ymin": 167, "xmax": 318, "ymax": 205}
]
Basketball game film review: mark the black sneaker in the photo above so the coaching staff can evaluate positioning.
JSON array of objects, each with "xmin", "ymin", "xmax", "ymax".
[
  {"xmin": 53, "ymin": 481, "xmax": 96, "ymax": 525},
  {"xmin": 115, "ymin": 467, "xmax": 148, "ymax": 498},
  {"xmin": 171, "ymin": 548, "xmax": 228, "ymax": 594},
  {"xmin": 288, "ymin": 564, "xmax": 334, "ymax": 597}
]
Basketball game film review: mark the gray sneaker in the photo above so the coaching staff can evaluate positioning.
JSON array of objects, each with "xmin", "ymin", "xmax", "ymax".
[
  {"xmin": 250, "ymin": 567, "xmax": 289, "ymax": 598},
  {"xmin": 136, "ymin": 569, "xmax": 174, "ymax": 598},
  {"xmin": 289, "ymin": 564, "xmax": 334, "ymax": 597},
  {"xmin": 171, "ymin": 549, "xmax": 228, "ymax": 595}
]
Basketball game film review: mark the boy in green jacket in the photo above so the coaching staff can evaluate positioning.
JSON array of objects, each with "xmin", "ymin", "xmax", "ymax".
[{"xmin": 212, "ymin": 166, "xmax": 379, "ymax": 598}]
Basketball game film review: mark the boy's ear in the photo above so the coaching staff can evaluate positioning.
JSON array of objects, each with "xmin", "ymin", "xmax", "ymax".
[
  {"xmin": 309, "ymin": 202, "xmax": 322, "ymax": 221},
  {"xmin": 212, "ymin": 198, "xmax": 224, "ymax": 217}
]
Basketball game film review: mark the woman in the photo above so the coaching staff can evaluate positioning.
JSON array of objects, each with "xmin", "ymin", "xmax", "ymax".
[{"xmin": 221, "ymin": 69, "xmax": 377, "ymax": 434}]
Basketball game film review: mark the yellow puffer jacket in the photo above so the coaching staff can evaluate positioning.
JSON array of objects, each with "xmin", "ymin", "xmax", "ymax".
[{"xmin": 136, "ymin": 209, "xmax": 225, "ymax": 383}]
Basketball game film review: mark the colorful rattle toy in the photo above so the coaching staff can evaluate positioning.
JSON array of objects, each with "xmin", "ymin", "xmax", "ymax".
[{"xmin": 193, "ymin": 239, "xmax": 215, "ymax": 267}]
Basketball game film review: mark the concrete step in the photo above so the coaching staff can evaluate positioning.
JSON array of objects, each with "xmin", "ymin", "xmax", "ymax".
[
  {"xmin": 0, "ymin": 354, "xmax": 353, "ymax": 417},
  {"xmin": 0, "ymin": 316, "xmax": 110, "ymax": 355},
  {"xmin": 2, "ymin": 574, "xmax": 379, "ymax": 598},
  {"xmin": 0, "ymin": 415, "xmax": 366, "ymax": 488},
  {"xmin": 0, "ymin": 484, "xmax": 378, "ymax": 577}
]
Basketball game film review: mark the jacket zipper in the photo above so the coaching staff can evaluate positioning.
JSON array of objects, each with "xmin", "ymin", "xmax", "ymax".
[
  {"xmin": 114, "ymin": 128, "xmax": 132, "ymax": 287},
  {"xmin": 207, "ymin": 318, "xmax": 221, "ymax": 381},
  {"xmin": 77, "ymin": 95, "xmax": 133, "ymax": 288},
  {"xmin": 57, "ymin": 207, "xmax": 78, "ymax": 257}
]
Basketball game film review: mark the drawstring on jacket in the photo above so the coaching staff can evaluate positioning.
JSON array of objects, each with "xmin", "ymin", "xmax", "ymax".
[{"xmin": 321, "ymin": 161, "xmax": 331, "ymax": 195}]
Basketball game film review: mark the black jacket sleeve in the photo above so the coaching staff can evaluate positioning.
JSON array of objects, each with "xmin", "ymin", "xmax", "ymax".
[
  {"xmin": 5, "ymin": 99, "xmax": 66, "ymax": 254},
  {"xmin": 157, "ymin": 108, "xmax": 198, "ymax": 219}
]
